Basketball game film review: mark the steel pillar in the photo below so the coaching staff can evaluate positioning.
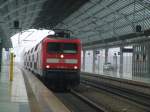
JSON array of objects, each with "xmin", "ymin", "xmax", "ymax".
[
  {"xmin": 119, "ymin": 46, "xmax": 123, "ymax": 74},
  {"xmin": 82, "ymin": 50, "xmax": 86, "ymax": 71},
  {"xmin": 105, "ymin": 48, "xmax": 108, "ymax": 63},
  {"xmin": 92, "ymin": 49, "xmax": 96, "ymax": 73},
  {"xmin": 0, "ymin": 44, "xmax": 2, "ymax": 72}
]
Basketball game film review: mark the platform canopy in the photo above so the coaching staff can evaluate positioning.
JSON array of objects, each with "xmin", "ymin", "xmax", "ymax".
[
  {"xmin": 0, "ymin": 0, "xmax": 88, "ymax": 48},
  {"xmin": 55, "ymin": 0, "xmax": 150, "ymax": 48}
]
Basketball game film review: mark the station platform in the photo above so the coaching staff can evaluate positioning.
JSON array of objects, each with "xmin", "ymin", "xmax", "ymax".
[
  {"xmin": 0, "ymin": 63, "xmax": 30, "ymax": 112},
  {"xmin": 97, "ymin": 70, "xmax": 150, "ymax": 84},
  {"xmin": 83, "ymin": 68, "xmax": 150, "ymax": 84},
  {"xmin": 0, "ymin": 62, "xmax": 70, "ymax": 112}
]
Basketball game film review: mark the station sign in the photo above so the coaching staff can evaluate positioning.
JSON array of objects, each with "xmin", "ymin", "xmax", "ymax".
[
  {"xmin": 122, "ymin": 48, "xmax": 133, "ymax": 53},
  {"xmin": 95, "ymin": 50, "xmax": 100, "ymax": 54},
  {"xmin": 5, "ymin": 48, "xmax": 9, "ymax": 51}
]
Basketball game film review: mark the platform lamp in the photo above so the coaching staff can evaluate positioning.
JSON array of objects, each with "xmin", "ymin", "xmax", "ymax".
[
  {"xmin": 136, "ymin": 25, "xmax": 142, "ymax": 32},
  {"xmin": 13, "ymin": 20, "xmax": 19, "ymax": 29}
]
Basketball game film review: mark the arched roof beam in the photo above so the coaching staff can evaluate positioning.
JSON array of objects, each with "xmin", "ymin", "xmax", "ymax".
[
  {"xmin": 22, "ymin": 17, "xmax": 38, "ymax": 28},
  {"xmin": 0, "ymin": 0, "xmax": 14, "ymax": 9},
  {"xmin": 2, "ymin": 0, "xmax": 46, "ymax": 19},
  {"xmin": 76, "ymin": 3, "xmax": 145, "ymax": 32},
  {"xmin": 136, "ymin": 0, "xmax": 150, "ymax": 11},
  {"xmin": 76, "ymin": 3, "xmax": 133, "ymax": 29},
  {"xmin": 65, "ymin": 0, "xmax": 119, "ymax": 29},
  {"xmin": 103, "ymin": 5, "xmax": 135, "ymax": 32},
  {"xmin": 55, "ymin": 0, "xmax": 113, "ymax": 28},
  {"xmin": 67, "ymin": 0, "xmax": 118, "ymax": 22},
  {"xmin": 5, "ymin": 9, "xmax": 42, "ymax": 25},
  {"xmin": 58, "ymin": 1, "xmax": 118, "ymax": 35},
  {"xmin": 78, "ymin": 15, "xmax": 150, "ymax": 40}
]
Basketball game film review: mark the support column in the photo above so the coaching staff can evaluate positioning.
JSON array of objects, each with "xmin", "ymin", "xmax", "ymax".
[
  {"xmin": 148, "ymin": 43, "xmax": 150, "ymax": 74},
  {"xmin": 0, "ymin": 44, "xmax": 2, "ymax": 72},
  {"xmin": 145, "ymin": 43, "xmax": 148, "ymax": 75},
  {"xmin": 82, "ymin": 50, "xmax": 86, "ymax": 71},
  {"xmin": 92, "ymin": 49, "xmax": 96, "ymax": 73},
  {"xmin": 119, "ymin": 46, "xmax": 123, "ymax": 74},
  {"xmin": 105, "ymin": 48, "xmax": 108, "ymax": 63},
  {"xmin": 132, "ymin": 45, "xmax": 135, "ymax": 76}
]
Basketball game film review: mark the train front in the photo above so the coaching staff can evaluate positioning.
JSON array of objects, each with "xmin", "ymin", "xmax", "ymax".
[{"xmin": 42, "ymin": 37, "xmax": 81, "ymax": 88}]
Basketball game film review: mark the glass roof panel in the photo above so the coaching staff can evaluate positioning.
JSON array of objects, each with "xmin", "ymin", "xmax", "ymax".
[
  {"xmin": 119, "ymin": 2, "xmax": 144, "ymax": 15},
  {"xmin": 56, "ymin": 0, "xmax": 150, "ymax": 44},
  {"xmin": 109, "ymin": 0, "xmax": 134, "ymax": 11},
  {"xmin": 115, "ymin": 25, "xmax": 133, "ymax": 36}
]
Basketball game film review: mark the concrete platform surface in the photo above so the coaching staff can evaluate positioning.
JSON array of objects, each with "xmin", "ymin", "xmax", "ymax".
[
  {"xmin": 0, "ymin": 64, "xmax": 30, "ymax": 112},
  {"xmin": 0, "ymin": 61, "xmax": 71, "ymax": 112},
  {"xmin": 22, "ymin": 68, "xmax": 70, "ymax": 112}
]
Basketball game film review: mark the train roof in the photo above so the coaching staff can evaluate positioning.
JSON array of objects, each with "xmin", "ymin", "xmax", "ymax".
[{"xmin": 47, "ymin": 35, "xmax": 79, "ymax": 39}]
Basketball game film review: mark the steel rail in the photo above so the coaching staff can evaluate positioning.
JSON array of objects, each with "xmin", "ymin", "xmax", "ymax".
[
  {"xmin": 81, "ymin": 75, "xmax": 150, "ymax": 110},
  {"xmin": 71, "ymin": 90, "xmax": 107, "ymax": 112}
]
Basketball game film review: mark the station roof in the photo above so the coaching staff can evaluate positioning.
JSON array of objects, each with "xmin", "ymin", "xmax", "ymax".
[
  {"xmin": 0, "ymin": 0, "xmax": 150, "ymax": 48},
  {"xmin": 0, "ymin": 0, "xmax": 87, "ymax": 48},
  {"xmin": 55, "ymin": 0, "xmax": 150, "ymax": 49}
]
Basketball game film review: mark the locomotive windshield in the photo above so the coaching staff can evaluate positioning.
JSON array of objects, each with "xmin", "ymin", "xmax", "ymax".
[{"xmin": 47, "ymin": 43, "xmax": 77, "ymax": 54}]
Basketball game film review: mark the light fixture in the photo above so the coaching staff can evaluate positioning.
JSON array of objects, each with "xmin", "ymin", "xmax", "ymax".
[
  {"xmin": 46, "ymin": 65, "xmax": 50, "ymax": 69},
  {"xmin": 74, "ymin": 66, "xmax": 78, "ymax": 69},
  {"xmin": 60, "ymin": 54, "xmax": 64, "ymax": 58}
]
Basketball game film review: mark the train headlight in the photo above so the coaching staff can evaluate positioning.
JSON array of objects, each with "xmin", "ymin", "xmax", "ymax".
[
  {"xmin": 74, "ymin": 66, "xmax": 78, "ymax": 69},
  {"xmin": 46, "ymin": 65, "xmax": 50, "ymax": 69},
  {"xmin": 60, "ymin": 54, "xmax": 64, "ymax": 58}
]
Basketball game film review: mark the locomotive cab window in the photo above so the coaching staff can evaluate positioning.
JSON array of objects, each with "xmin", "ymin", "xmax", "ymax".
[
  {"xmin": 62, "ymin": 43, "xmax": 77, "ymax": 53},
  {"xmin": 47, "ymin": 43, "xmax": 61, "ymax": 53},
  {"xmin": 47, "ymin": 43, "xmax": 77, "ymax": 54}
]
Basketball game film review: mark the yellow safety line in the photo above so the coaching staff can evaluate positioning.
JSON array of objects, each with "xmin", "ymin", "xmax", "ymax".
[{"xmin": 10, "ymin": 53, "xmax": 14, "ymax": 81}]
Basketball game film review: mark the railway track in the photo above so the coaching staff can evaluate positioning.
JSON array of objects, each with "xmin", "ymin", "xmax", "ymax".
[
  {"xmin": 55, "ymin": 84, "xmax": 148, "ymax": 112},
  {"xmin": 81, "ymin": 74, "xmax": 150, "ymax": 111},
  {"xmin": 41, "ymin": 74, "xmax": 106, "ymax": 112},
  {"xmin": 26, "ymin": 66, "xmax": 149, "ymax": 111},
  {"xmin": 55, "ymin": 90, "xmax": 106, "ymax": 112},
  {"xmin": 70, "ymin": 90, "xmax": 106, "ymax": 112}
]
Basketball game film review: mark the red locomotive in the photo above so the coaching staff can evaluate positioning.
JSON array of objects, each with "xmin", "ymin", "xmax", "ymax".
[{"xmin": 24, "ymin": 30, "xmax": 81, "ymax": 89}]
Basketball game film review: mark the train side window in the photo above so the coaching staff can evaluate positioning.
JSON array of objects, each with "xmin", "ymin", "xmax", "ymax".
[
  {"xmin": 31, "ymin": 48, "xmax": 34, "ymax": 53},
  {"xmin": 35, "ymin": 44, "xmax": 39, "ymax": 51}
]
